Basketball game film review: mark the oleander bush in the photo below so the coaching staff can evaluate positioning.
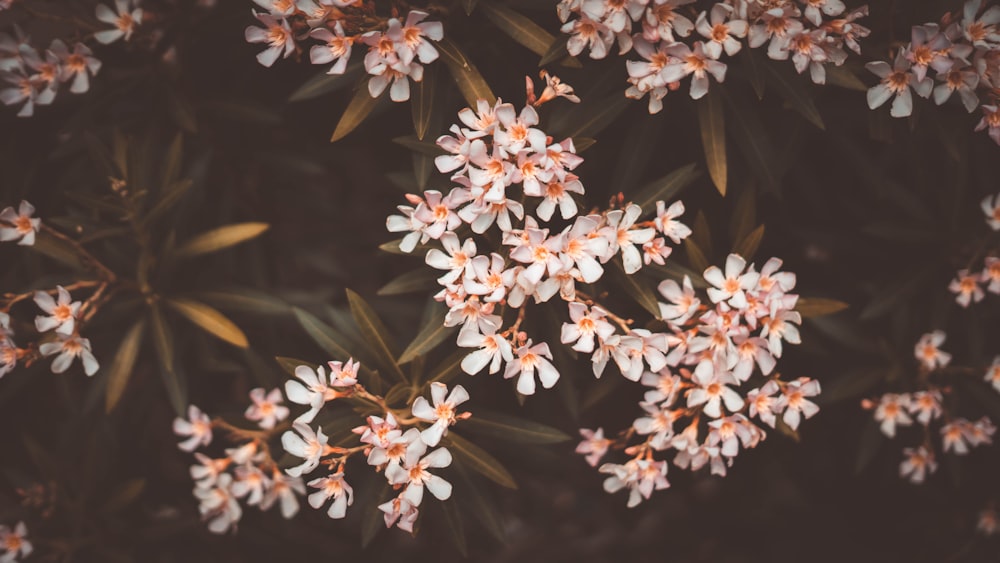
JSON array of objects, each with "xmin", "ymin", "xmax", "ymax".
[{"xmin": 0, "ymin": 0, "xmax": 999, "ymax": 561}]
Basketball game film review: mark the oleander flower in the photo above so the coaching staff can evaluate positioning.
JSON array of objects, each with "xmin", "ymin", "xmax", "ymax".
[
  {"xmin": 244, "ymin": 387, "xmax": 289, "ymax": 429},
  {"xmin": 949, "ymin": 269, "xmax": 985, "ymax": 307},
  {"xmin": 33, "ymin": 286, "xmax": 81, "ymax": 336},
  {"xmin": 576, "ymin": 427, "xmax": 611, "ymax": 467},
  {"xmin": 0, "ymin": 200, "xmax": 40, "ymax": 245},
  {"xmin": 245, "ymin": 12, "xmax": 296, "ymax": 67},
  {"xmin": 308, "ymin": 471, "xmax": 354, "ymax": 519},
  {"xmin": 95, "ymin": 0, "xmax": 143, "ymax": 45},
  {"xmin": 914, "ymin": 330, "xmax": 951, "ymax": 370},
  {"xmin": 866, "ymin": 53, "xmax": 933, "ymax": 118},
  {"xmin": 38, "ymin": 333, "xmax": 99, "ymax": 375},
  {"xmin": 173, "ymin": 405, "xmax": 213, "ymax": 452},
  {"xmin": 505, "ymin": 340, "xmax": 559, "ymax": 395},
  {"xmin": 899, "ymin": 446, "xmax": 937, "ymax": 484},
  {"xmin": 0, "ymin": 522, "xmax": 31, "ymax": 562},
  {"xmin": 281, "ymin": 422, "xmax": 329, "ymax": 477},
  {"xmin": 410, "ymin": 382, "xmax": 470, "ymax": 446}
]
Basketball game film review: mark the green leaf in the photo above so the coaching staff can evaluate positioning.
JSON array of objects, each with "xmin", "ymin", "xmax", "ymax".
[
  {"xmin": 762, "ymin": 63, "xmax": 825, "ymax": 130},
  {"xmin": 393, "ymin": 135, "xmax": 447, "ymax": 157},
  {"xmin": 697, "ymin": 89, "xmax": 727, "ymax": 197},
  {"xmin": 610, "ymin": 261, "xmax": 661, "ymax": 318},
  {"xmin": 480, "ymin": 2, "xmax": 557, "ymax": 58},
  {"xmin": 411, "ymin": 65, "xmax": 437, "ymax": 140},
  {"xmin": 166, "ymin": 298, "xmax": 249, "ymax": 348},
  {"xmin": 346, "ymin": 289, "xmax": 407, "ymax": 382},
  {"xmin": 462, "ymin": 409, "xmax": 571, "ymax": 444},
  {"xmin": 722, "ymin": 88, "xmax": 781, "ymax": 194},
  {"xmin": 104, "ymin": 318, "xmax": 146, "ymax": 413},
  {"xmin": 729, "ymin": 186, "xmax": 757, "ymax": 245},
  {"xmin": 292, "ymin": 307, "xmax": 354, "ymax": 361},
  {"xmin": 288, "ymin": 61, "xmax": 364, "ymax": 102},
  {"xmin": 428, "ymin": 349, "xmax": 468, "ymax": 384},
  {"xmin": 444, "ymin": 432, "xmax": 517, "ymax": 489},
  {"xmin": 454, "ymin": 464, "xmax": 506, "ymax": 542},
  {"xmin": 437, "ymin": 38, "xmax": 496, "ymax": 108},
  {"xmin": 630, "ymin": 163, "xmax": 701, "ymax": 214},
  {"xmin": 174, "ymin": 222, "xmax": 269, "ymax": 258},
  {"xmin": 378, "ymin": 268, "xmax": 441, "ymax": 296},
  {"xmin": 149, "ymin": 304, "xmax": 186, "ymax": 416},
  {"xmin": 559, "ymin": 94, "xmax": 630, "ymax": 140},
  {"xmin": 331, "ymin": 81, "xmax": 383, "ymax": 142},
  {"xmin": 795, "ymin": 297, "xmax": 849, "ymax": 318},
  {"xmin": 398, "ymin": 305, "xmax": 455, "ymax": 364},
  {"xmin": 30, "ymin": 231, "xmax": 87, "ymax": 270},
  {"xmin": 733, "ymin": 224, "xmax": 765, "ymax": 260}
]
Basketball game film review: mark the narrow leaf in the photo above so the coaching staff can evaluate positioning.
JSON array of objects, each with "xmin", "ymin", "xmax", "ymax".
[
  {"xmin": 289, "ymin": 61, "xmax": 364, "ymax": 102},
  {"xmin": 697, "ymin": 89, "xmax": 727, "ymax": 196},
  {"xmin": 398, "ymin": 305, "xmax": 455, "ymax": 364},
  {"xmin": 462, "ymin": 409, "xmax": 571, "ymax": 444},
  {"xmin": 104, "ymin": 318, "xmax": 146, "ymax": 413},
  {"xmin": 734, "ymin": 224, "xmax": 765, "ymax": 260},
  {"xmin": 610, "ymin": 261, "xmax": 660, "ymax": 318},
  {"xmin": 631, "ymin": 163, "xmax": 701, "ymax": 214},
  {"xmin": 762, "ymin": 63, "xmax": 825, "ymax": 130},
  {"xmin": 292, "ymin": 308, "xmax": 354, "ymax": 361},
  {"xmin": 174, "ymin": 223, "xmax": 269, "ymax": 258},
  {"xmin": 193, "ymin": 288, "xmax": 289, "ymax": 316},
  {"xmin": 166, "ymin": 298, "xmax": 249, "ymax": 348},
  {"xmin": 346, "ymin": 289, "xmax": 407, "ymax": 382},
  {"xmin": 378, "ymin": 268, "xmax": 441, "ymax": 296},
  {"xmin": 428, "ymin": 349, "xmax": 468, "ymax": 385},
  {"xmin": 795, "ymin": 297, "xmax": 849, "ymax": 318},
  {"xmin": 411, "ymin": 65, "xmax": 436, "ymax": 140},
  {"xmin": 437, "ymin": 38, "xmax": 496, "ymax": 108},
  {"xmin": 149, "ymin": 304, "xmax": 186, "ymax": 416},
  {"xmin": 480, "ymin": 2, "xmax": 556, "ymax": 57},
  {"xmin": 444, "ymin": 432, "xmax": 517, "ymax": 489},
  {"xmin": 684, "ymin": 238, "xmax": 710, "ymax": 273},
  {"xmin": 331, "ymin": 81, "xmax": 382, "ymax": 142}
]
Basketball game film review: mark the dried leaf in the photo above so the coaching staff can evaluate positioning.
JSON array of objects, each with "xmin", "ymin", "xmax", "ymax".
[
  {"xmin": 697, "ymin": 89, "xmax": 727, "ymax": 196},
  {"xmin": 166, "ymin": 298, "xmax": 249, "ymax": 348},
  {"xmin": 104, "ymin": 318, "xmax": 146, "ymax": 413},
  {"xmin": 174, "ymin": 223, "xmax": 269, "ymax": 259}
]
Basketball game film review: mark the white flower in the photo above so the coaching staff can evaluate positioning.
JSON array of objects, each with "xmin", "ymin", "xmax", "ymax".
[
  {"xmin": 260, "ymin": 472, "xmax": 304, "ymax": 519},
  {"xmin": 190, "ymin": 453, "xmax": 229, "ymax": 488},
  {"xmin": 914, "ymin": 330, "xmax": 951, "ymax": 370},
  {"xmin": 231, "ymin": 464, "xmax": 270, "ymax": 506},
  {"xmin": 985, "ymin": 356, "xmax": 1000, "ymax": 393},
  {"xmin": 384, "ymin": 444, "xmax": 453, "ymax": 506},
  {"xmin": 173, "ymin": 405, "xmax": 213, "ymax": 452},
  {"xmin": 0, "ymin": 522, "xmax": 32, "ymax": 562},
  {"xmin": 95, "ymin": 0, "xmax": 143, "ymax": 45},
  {"xmin": 38, "ymin": 334, "xmax": 99, "ymax": 375},
  {"xmin": 576, "ymin": 427, "xmax": 610, "ymax": 467},
  {"xmin": 703, "ymin": 254, "xmax": 760, "ymax": 309},
  {"xmin": 34, "ymin": 286, "xmax": 82, "ymax": 336},
  {"xmin": 244, "ymin": 387, "xmax": 289, "ymax": 429},
  {"xmin": 747, "ymin": 380, "xmax": 782, "ymax": 428},
  {"xmin": 686, "ymin": 360, "xmax": 743, "ymax": 418},
  {"xmin": 941, "ymin": 421, "xmax": 971, "ymax": 455},
  {"xmin": 411, "ymin": 382, "xmax": 470, "ymax": 446},
  {"xmin": 777, "ymin": 377, "xmax": 821, "ymax": 430},
  {"xmin": 560, "ymin": 302, "xmax": 616, "ymax": 353},
  {"xmin": 457, "ymin": 328, "xmax": 513, "ymax": 375},
  {"xmin": 281, "ymin": 422, "xmax": 329, "ymax": 477},
  {"xmin": 245, "ymin": 12, "xmax": 295, "ymax": 67},
  {"xmin": 194, "ymin": 473, "xmax": 242, "ymax": 534},
  {"xmin": 906, "ymin": 390, "xmax": 943, "ymax": 425},
  {"xmin": 949, "ymin": 269, "xmax": 985, "ymax": 308},
  {"xmin": 657, "ymin": 275, "xmax": 700, "ymax": 325},
  {"xmin": 707, "ymin": 414, "xmax": 757, "ymax": 458},
  {"xmin": 504, "ymin": 340, "xmax": 560, "ymax": 395},
  {"xmin": 284, "ymin": 364, "xmax": 348, "ymax": 424},
  {"xmin": 873, "ymin": 393, "xmax": 913, "ymax": 438},
  {"xmin": 0, "ymin": 200, "xmax": 40, "ymax": 245},
  {"xmin": 308, "ymin": 471, "xmax": 354, "ymax": 519},
  {"xmin": 899, "ymin": 446, "xmax": 936, "ymax": 484},
  {"xmin": 379, "ymin": 495, "xmax": 419, "ymax": 532},
  {"xmin": 600, "ymin": 458, "xmax": 669, "ymax": 507},
  {"xmin": 982, "ymin": 193, "xmax": 1000, "ymax": 231}
]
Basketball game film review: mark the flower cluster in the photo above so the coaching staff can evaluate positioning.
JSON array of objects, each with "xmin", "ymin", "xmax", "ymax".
[
  {"xmin": 0, "ymin": 0, "xmax": 142, "ymax": 118},
  {"xmin": 862, "ymin": 331, "xmax": 997, "ymax": 484},
  {"xmin": 576, "ymin": 253, "xmax": 818, "ymax": 506},
  {"xmin": 245, "ymin": 0, "xmax": 442, "ymax": 102},
  {"xmin": 280, "ymin": 359, "xmax": 469, "ymax": 533},
  {"xmin": 864, "ymin": 0, "xmax": 1000, "ymax": 145},
  {"xmin": 0, "ymin": 522, "xmax": 31, "ymax": 563},
  {"xmin": 948, "ymin": 192, "xmax": 1000, "ymax": 307},
  {"xmin": 173, "ymin": 393, "xmax": 303, "ymax": 534},
  {"xmin": 556, "ymin": 0, "xmax": 869, "ymax": 111},
  {"xmin": 1, "ymin": 202, "xmax": 105, "ymax": 379}
]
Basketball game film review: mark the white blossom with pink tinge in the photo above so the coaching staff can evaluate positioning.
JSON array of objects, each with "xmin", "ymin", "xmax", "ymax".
[
  {"xmin": 505, "ymin": 340, "xmax": 560, "ymax": 395},
  {"xmin": 0, "ymin": 201, "xmax": 40, "ymax": 245},
  {"xmin": 411, "ymin": 382, "xmax": 469, "ymax": 446}
]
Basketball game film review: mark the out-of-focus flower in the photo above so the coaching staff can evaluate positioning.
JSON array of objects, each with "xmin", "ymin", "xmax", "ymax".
[
  {"xmin": 33, "ymin": 286, "xmax": 81, "ymax": 336},
  {"xmin": 986, "ymin": 356, "xmax": 1000, "ymax": 392},
  {"xmin": 261, "ymin": 472, "xmax": 304, "ymax": 519},
  {"xmin": 873, "ymin": 393, "xmax": 913, "ymax": 438},
  {"xmin": 899, "ymin": 446, "xmax": 937, "ymax": 484},
  {"xmin": 38, "ymin": 334, "xmax": 99, "ymax": 375},
  {"xmin": 982, "ymin": 193, "xmax": 1000, "ymax": 230},
  {"xmin": 978, "ymin": 507, "xmax": 999, "ymax": 536},
  {"xmin": 949, "ymin": 269, "xmax": 985, "ymax": 307},
  {"xmin": 576, "ymin": 427, "xmax": 611, "ymax": 467},
  {"xmin": 778, "ymin": 377, "xmax": 821, "ymax": 430},
  {"xmin": 194, "ymin": 473, "xmax": 242, "ymax": 533},
  {"xmin": 914, "ymin": 330, "xmax": 951, "ymax": 370},
  {"xmin": 0, "ymin": 521, "xmax": 32, "ymax": 562},
  {"xmin": 49, "ymin": 40, "xmax": 101, "ymax": 94},
  {"xmin": 95, "ymin": 0, "xmax": 143, "ymax": 45},
  {"xmin": 173, "ymin": 405, "xmax": 213, "ymax": 452},
  {"xmin": 244, "ymin": 387, "xmax": 289, "ymax": 429},
  {"xmin": 0, "ymin": 201, "xmax": 40, "ymax": 245}
]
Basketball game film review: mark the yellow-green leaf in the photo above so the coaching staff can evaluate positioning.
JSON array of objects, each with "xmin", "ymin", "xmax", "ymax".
[
  {"xmin": 437, "ymin": 38, "xmax": 496, "ymax": 108},
  {"xmin": 411, "ymin": 66, "xmax": 437, "ymax": 140},
  {"xmin": 795, "ymin": 297, "xmax": 849, "ymax": 318},
  {"xmin": 104, "ymin": 318, "xmax": 146, "ymax": 413},
  {"xmin": 331, "ymin": 81, "xmax": 383, "ymax": 142},
  {"xmin": 291, "ymin": 308, "xmax": 354, "ymax": 361},
  {"xmin": 166, "ymin": 298, "xmax": 249, "ymax": 348},
  {"xmin": 697, "ymin": 89, "xmax": 727, "ymax": 196},
  {"xmin": 444, "ymin": 432, "xmax": 517, "ymax": 489},
  {"xmin": 631, "ymin": 163, "xmax": 700, "ymax": 214},
  {"xmin": 462, "ymin": 409, "xmax": 571, "ymax": 444},
  {"xmin": 734, "ymin": 224, "xmax": 765, "ymax": 260},
  {"xmin": 480, "ymin": 2, "xmax": 556, "ymax": 57},
  {"xmin": 346, "ymin": 289, "xmax": 407, "ymax": 383},
  {"xmin": 174, "ymin": 222, "xmax": 269, "ymax": 258}
]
